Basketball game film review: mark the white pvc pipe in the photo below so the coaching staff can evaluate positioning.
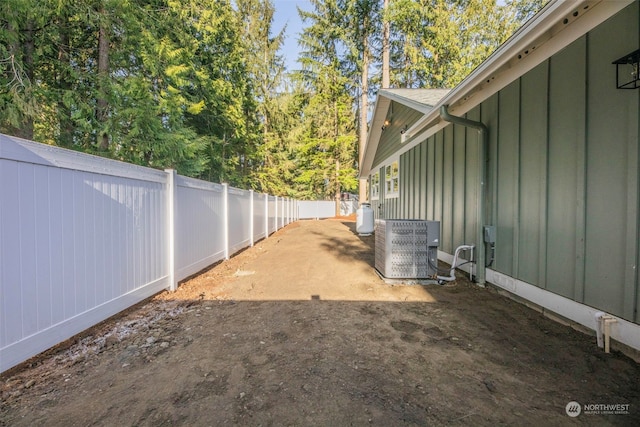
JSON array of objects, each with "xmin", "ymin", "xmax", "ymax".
[
  {"xmin": 594, "ymin": 312, "xmax": 618, "ymax": 353},
  {"xmin": 438, "ymin": 245, "xmax": 475, "ymax": 282},
  {"xmin": 595, "ymin": 311, "xmax": 605, "ymax": 348}
]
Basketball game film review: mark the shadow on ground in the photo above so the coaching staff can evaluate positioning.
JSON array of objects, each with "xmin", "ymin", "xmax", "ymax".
[
  {"xmin": 2, "ymin": 220, "xmax": 639, "ymax": 426},
  {"xmin": 311, "ymin": 220, "xmax": 376, "ymax": 268}
]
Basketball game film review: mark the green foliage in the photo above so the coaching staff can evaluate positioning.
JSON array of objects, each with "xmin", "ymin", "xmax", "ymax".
[
  {"xmin": 0, "ymin": 0, "xmax": 545, "ymax": 198},
  {"xmin": 291, "ymin": 0, "xmax": 362, "ymax": 200},
  {"xmin": 385, "ymin": 0, "xmax": 540, "ymax": 89},
  {"xmin": 1, "ymin": 0, "xmax": 258, "ymax": 180}
]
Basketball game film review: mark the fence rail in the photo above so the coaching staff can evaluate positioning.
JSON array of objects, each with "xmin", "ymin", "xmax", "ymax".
[{"xmin": 0, "ymin": 134, "xmax": 297, "ymax": 372}]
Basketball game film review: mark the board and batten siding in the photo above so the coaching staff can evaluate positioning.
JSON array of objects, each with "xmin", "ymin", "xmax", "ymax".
[{"xmin": 371, "ymin": 2, "xmax": 639, "ymax": 323}]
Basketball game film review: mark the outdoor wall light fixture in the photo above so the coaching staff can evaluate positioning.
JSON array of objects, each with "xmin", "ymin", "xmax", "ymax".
[
  {"xmin": 612, "ymin": 48, "xmax": 640, "ymax": 89},
  {"xmin": 400, "ymin": 125, "xmax": 409, "ymax": 144},
  {"xmin": 381, "ymin": 118, "xmax": 391, "ymax": 131}
]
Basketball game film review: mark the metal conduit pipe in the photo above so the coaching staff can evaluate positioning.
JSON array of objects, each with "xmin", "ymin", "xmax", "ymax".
[{"xmin": 439, "ymin": 105, "xmax": 488, "ymax": 286}]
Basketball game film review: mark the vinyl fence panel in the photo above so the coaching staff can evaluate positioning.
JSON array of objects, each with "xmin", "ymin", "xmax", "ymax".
[
  {"xmin": 268, "ymin": 196, "xmax": 277, "ymax": 234},
  {"xmin": 228, "ymin": 187, "xmax": 252, "ymax": 255},
  {"xmin": 297, "ymin": 200, "xmax": 336, "ymax": 219},
  {"xmin": 278, "ymin": 197, "xmax": 287, "ymax": 228},
  {"xmin": 0, "ymin": 134, "xmax": 297, "ymax": 372},
  {"xmin": 174, "ymin": 175, "xmax": 226, "ymax": 282},
  {"xmin": 253, "ymin": 192, "xmax": 267, "ymax": 242},
  {"xmin": 340, "ymin": 200, "xmax": 357, "ymax": 216},
  {"xmin": 1, "ymin": 135, "xmax": 169, "ymax": 372}
]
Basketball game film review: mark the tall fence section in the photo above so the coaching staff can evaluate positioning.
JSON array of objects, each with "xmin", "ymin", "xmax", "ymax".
[
  {"xmin": 296, "ymin": 200, "xmax": 357, "ymax": 219},
  {"xmin": 0, "ymin": 135, "xmax": 298, "ymax": 372}
]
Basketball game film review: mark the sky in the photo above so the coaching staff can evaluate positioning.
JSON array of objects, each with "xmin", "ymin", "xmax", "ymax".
[{"xmin": 272, "ymin": 0, "xmax": 312, "ymax": 71}]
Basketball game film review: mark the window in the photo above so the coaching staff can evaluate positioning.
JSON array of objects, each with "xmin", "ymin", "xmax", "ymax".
[
  {"xmin": 370, "ymin": 172, "xmax": 380, "ymax": 200},
  {"xmin": 385, "ymin": 160, "xmax": 399, "ymax": 197}
]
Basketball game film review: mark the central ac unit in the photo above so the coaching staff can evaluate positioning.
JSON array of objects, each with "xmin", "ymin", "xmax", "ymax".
[{"xmin": 374, "ymin": 219, "xmax": 440, "ymax": 279}]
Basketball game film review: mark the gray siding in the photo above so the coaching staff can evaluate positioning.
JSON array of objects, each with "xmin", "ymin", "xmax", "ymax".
[
  {"xmin": 518, "ymin": 61, "xmax": 548, "ymax": 287},
  {"xmin": 383, "ymin": 2, "xmax": 639, "ymax": 323},
  {"xmin": 496, "ymin": 82, "xmax": 519, "ymax": 277},
  {"xmin": 547, "ymin": 37, "xmax": 586, "ymax": 301},
  {"xmin": 584, "ymin": 5, "xmax": 639, "ymax": 321},
  {"xmin": 442, "ymin": 128, "xmax": 454, "ymax": 253}
]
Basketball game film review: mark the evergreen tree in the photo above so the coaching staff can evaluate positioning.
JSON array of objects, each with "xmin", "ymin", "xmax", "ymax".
[
  {"xmin": 1, "ymin": 0, "xmax": 546, "ymax": 195},
  {"xmin": 236, "ymin": 0, "xmax": 288, "ymax": 192},
  {"xmin": 297, "ymin": 0, "xmax": 359, "ymax": 202}
]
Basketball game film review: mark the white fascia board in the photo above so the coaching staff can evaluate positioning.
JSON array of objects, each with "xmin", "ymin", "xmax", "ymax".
[
  {"xmin": 400, "ymin": 0, "xmax": 634, "ymax": 158},
  {"xmin": 359, "ymin": 96, "xmax": 391, "ymax": 178}
]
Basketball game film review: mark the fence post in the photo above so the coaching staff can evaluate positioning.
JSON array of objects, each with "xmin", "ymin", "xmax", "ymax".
[
  {"xmin": 165, "ymin": 169, "xmax": 177, "ymax": 291},
  {"xmin": 275, "ymin": 195, "xmax": 279, "ymax": 231},
  {"xmin": 249, "ymin": 190, "xmax": 254, "ymax": 247},
  {"xmin": 264, "ymin": 193, "xmax": 269, "ymax": 238},
  {"xmin": 223, "ymin": 183, "xmax": 229, "ymax": 260}
]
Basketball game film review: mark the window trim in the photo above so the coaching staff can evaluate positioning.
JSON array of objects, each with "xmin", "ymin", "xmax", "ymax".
[
  {"xmin": 384, "ymin": 158, "xmax": 399, "ymax": 199},
  {"xmin": 370, "ymin": 171, "xmax": 380, "ymax": 200}
]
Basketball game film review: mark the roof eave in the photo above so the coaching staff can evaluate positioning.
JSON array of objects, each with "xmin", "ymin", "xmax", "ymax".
[
  {"xmin": 359, "ymin": 95, "xmax": 391, "ymax": 178},
  {"xmin": 406, "ymin": 0, "xmax": 634, "ymax": 140},
  {"xmin": 377, "ymin": 89, "xmax": 434, "ymax": 114}
]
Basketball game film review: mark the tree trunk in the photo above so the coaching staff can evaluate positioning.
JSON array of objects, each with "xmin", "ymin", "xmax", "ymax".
[
  {"xmin": 382, "ymin": 0, "xmax": 390, "ymax": 89},
  {"xmin": 96, "ymin": 5, "xmax": 110, "ymax": 150},
  {"xmin": 335, "ymin": 158, "xmax": 341, "ymax": 217},
  {"xmin": 58, "ymin": 13, "xmax": 74, "ymax": 147},
  {"xmin": 9, "ymin": 20, "xmax": 35, "ymax": 140},
  {"xmin": 334, "ymin": 91, "xmax": 340, "ymax": 216},
  {"xmin": 358, "ymin": 34, "xmax": 369, "ymax": 204}
]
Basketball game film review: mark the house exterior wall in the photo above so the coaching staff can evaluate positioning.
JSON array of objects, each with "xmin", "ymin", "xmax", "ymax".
[{"xmin": 371, "ymin": 2, "xmax": 640, "ymax": 324}]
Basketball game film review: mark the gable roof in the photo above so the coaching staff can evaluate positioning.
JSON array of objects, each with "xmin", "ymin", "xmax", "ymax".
[
  {"xmin": 378, "ymin": 89, "xmax": 452, "ymax": 114},
  {"xmin": 360, "ymin": 0, "xmax": 635, "ymax": 178},
  {"xmin": 361, "ymin": 89, "xmax": 450, "ymax": 179}
]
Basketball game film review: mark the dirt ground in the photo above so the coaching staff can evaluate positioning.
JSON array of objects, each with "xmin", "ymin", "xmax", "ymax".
[{"xmin": 1, "ymin": 219, "xmax": 639, "ymax": 426}]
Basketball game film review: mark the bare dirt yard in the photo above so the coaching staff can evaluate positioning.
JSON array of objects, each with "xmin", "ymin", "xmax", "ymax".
[{"xmin": 1, "ymin": 219, "xmax": 639, "ymax": 426}]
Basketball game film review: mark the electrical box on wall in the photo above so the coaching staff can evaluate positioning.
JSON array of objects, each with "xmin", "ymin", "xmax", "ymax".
[
  {"xmin": 374, "ymin": 219, "xmax": 440, "ymax": 279},
  {"xmin": 483, "ymin": 225, "xmax": 496, "ymax": 244}
]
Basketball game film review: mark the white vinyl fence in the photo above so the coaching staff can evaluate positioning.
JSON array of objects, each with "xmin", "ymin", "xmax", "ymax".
[
  {"xmin": 297, "ymin": 200, "xmax": 336, "ymax": 219},
  {"xmin": 0, "ymin": 134, "xmax": 297, "ymax": 372},
  {"xmin": 297, "ymin": 199, "xmax": 358, "ymax": 219},
  {"xmin": 340, "ymin": 200, "xmax": 357, "ymax": 216}
]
